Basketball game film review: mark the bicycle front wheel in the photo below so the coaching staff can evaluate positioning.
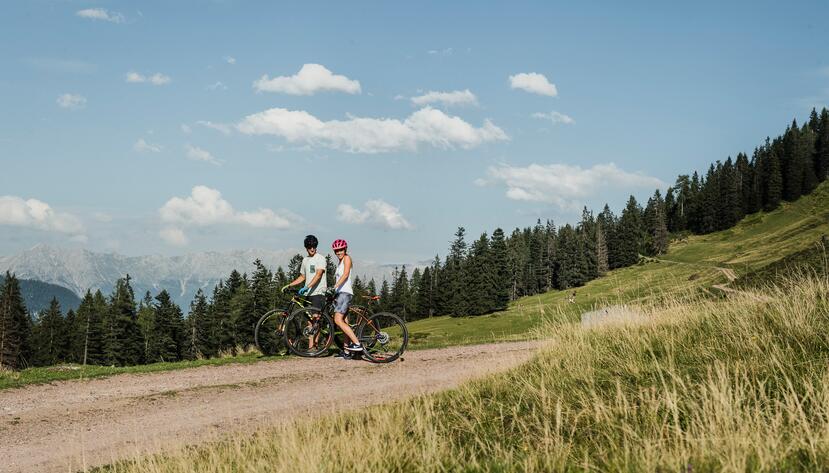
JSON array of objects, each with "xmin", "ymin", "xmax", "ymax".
[
  {"xmin": 254, "ymin": 309, "xmax": 289, "ymax": 356},
  {"xmin": 357, "ymin": 312, "xmax": 408, "ymax": 363},
  {"xmin": 285, "ymin": 307, "xmax": 335, "ymax": 357}
]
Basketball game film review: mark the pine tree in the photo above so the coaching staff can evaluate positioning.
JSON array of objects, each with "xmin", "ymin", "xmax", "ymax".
[
  {"xmin": 245, "ymin": 260, "xmax": 273, "ymax": 348},
  {"xmin": 416, "ymin": 267, "xmax": 434, "ymax": 317},
  {"xmin": 489, "ymin": 228, "xmax": 510, "ymax": 311},
  {"xmin": 149, "ymin": 290, "xmax": 184, "ymax": 362},
  {"xmin": 137, "ymin": 291, "xmax": 154, "ymax": 363},
  {"xmin": 325, "ymin": 254, "xmax": 336, "ymax": 288},
  {"xmin": 71, "ymin": 291, "xmax": 105, "ymax": 365},
  {"xmin": 783, "ymin": 120, "xmax": 804, "ymax": 201},
  {"xmin": 408, "ymin": 268, "xmax": 422, "ymax": 319},
  {"xmin": 578, "ymin": 209, "xmax": 598, "ymax": 280},
  {"xmin": 616, "ymin": 196, "xmax": 645, "ymax": 266},
  {"xmin": 465, "ymin": 233, "xmax": 491, "ymax": 315},
  {"xmin": 62, "ymin": 308, "xmax": 75, "ymax": 362},
  {"xmin": 185, "ymin": 289, "xmax": 209, "ymax": 360},
  {"xmin": 31, "ymin": 298, "xmax": 65, "ymax": 366},
  {"xmin": 765, "ymin": 147, "xmax": 783, "ymax": 211},
  {"xmin": 446, "ymin": 227, "xmax": 469, "ymax": 316},
  {"xmin": 103, "ymin": 276, "xmax": 143, "ymax": 366},
  {"xmin": 287, "ymin": 254, "xmax": 303, "ymax": 280},
  {"xmin": 644, "ymin": 190, "xmax": 669, "ymax": 255},
  {"xmin": 208, "ymin": 282, "xmax": 232, "ymax": 356},
  {"xmin": 817, "ymin": 108, "xmax": 829, "ymax": 182},
  {"xmin": 391, "ymin": 266, "xmax": 410, "ymax": 319},
  {"xmin": 0, "ymin": 273, "xmax": 32, "ymax": 370},
  {"xmin": 595, "ymin": 219, "xmax": 609, "ymax": 276},
  {"xmin": 230, "ymin": 278, "xmax": 254, "ymax": 350}
]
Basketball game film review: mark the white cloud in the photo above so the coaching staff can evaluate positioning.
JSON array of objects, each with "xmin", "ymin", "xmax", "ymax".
[
  {"xmin": 56, "ymin": 93, "xmax": 86, "ymax": 109},
  {"xmin": 125, "ymin": 71, "xmax": 171, "ymax": 85},
  {"xmin": 0, "ymin": 196, "xmax": 84, "ymax": 235},
  {"xmin": 427, "ymin": 48, "xmax": 454, "ymax": 56},
  {"xmin": 76, "ymin": 8, "xmax": 125, "ymax": 23},
  {"xmin": 480, "ymin": 163, "xmax": 665, "ymax": 211},
  {"xmin": 185, "ymin": 144, "xmax": 221, "ymax": 165},
  {"xmin": 532, "ymin": 111, "xmax": 575, "ymax": 125},
  {"xmin": 411, "ymin": 89, "xmax": 478, "ymax": 107},
  {"xmin": 134, "ymin": 138, "xmax": 162, "ymax": 153},
  {"xmin": 337, "ymin": 200, "xmax": 413, "ymax": 230},
  {"xmin": 224, "ymin": 56, "xmax": 236, "ymax": 65},
  {"xmin": 159, "ymin": 186, "xmax": 296, "ymax": 231},
  {"xmin": 159, "ymin": 227, "xmax": 188, "ymax": 246},
  {"xmin": 253, "ymin": 63, "xmax": 361, "ymax": 95},
  {"xmin": 206, "ymin": 81, "xmax": 227, "ymax": 91},
  {"xmin": 509, "ymin": 72, "xmax": 558, "ymax": 97},
  {"xmin": 181, "ymin": 124, "xmax": 192, "ymax": 134},
  {"xmin": 196, "ymin": 120, "xmax": 232, "ymax": 135},
  {"xmin": 237, "ymin": 106, "xmax": 508, "ymax": 154}
]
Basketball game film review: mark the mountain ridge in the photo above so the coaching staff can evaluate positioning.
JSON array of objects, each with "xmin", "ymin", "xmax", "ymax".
[{"xmin": 0, "ymin": 245, "xmax": 419, "ymax": 309}]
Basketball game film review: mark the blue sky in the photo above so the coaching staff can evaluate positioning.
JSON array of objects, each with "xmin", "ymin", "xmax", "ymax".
[{"xmin": 1, "ymin": 0, "xmax": 828, "ymax": 263}]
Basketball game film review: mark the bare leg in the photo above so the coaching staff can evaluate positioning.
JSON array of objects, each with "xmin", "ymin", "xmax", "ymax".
[{"xmin": 334, "ymin": 312, "xmax": 359, "ymax": 345}]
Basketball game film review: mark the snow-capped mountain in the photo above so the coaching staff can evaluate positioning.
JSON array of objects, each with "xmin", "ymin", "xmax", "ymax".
[{"xmin": 0, "ymin": 244, "xmax": 419, "ymax": 308}]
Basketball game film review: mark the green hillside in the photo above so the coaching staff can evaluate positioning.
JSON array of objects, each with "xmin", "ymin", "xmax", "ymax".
[
  {"xmin": 106, "ymin": 182, "xmax": 829, "ymax": 473},
  {"xmin": 404, "ymin": 180, "xmax": 829, "ymax": 348},
  {"xmin": 0, "ymin": 275, "xmax": 81, "ymax": 316}
]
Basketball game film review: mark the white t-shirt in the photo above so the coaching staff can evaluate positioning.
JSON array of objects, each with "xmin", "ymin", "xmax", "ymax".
[{"xmin": 301, "ymin": 253, "xmax": 328, "ymax": 296}]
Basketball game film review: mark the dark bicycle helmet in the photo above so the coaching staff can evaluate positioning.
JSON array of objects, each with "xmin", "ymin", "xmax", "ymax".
[{"xmin": 303, "ymin": 234, "xmax": 319, "ymax": 249}]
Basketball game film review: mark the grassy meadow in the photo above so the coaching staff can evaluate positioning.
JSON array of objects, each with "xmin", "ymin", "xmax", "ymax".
[
  {"xmin": 95, "ymin": 183, "xmax": 829, "ymax": 472},
  {"xmin": 103, "ymin": 277, "xmax": 829, "ymax": 472}
]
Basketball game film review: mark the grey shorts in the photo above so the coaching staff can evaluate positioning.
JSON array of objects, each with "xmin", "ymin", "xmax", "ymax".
[{"xmin": 333, "ymin": 292, "xmax": 352, "ymax": 314}]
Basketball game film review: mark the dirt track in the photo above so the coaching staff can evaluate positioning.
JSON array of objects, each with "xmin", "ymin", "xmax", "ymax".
[{"xmin": 0, "ymin": 341, "xmax": 540, "ymax": 473}]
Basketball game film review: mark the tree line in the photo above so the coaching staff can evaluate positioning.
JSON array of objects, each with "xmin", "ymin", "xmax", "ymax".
[{"xmin": 1, "ymin": 108, "xmax": 827, "ymax": 370}]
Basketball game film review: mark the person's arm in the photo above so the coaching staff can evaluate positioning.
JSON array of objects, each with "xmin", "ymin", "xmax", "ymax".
[
  {"xmin": 334, "ymin": 255, "xmax": 351, "ymax": 290},
  {"xmin": 288, "ymin": 274, "xmax": 306, "ymax": 287},
  {"xmin": 307, "ymin": 268, "xmax": 324, "ymax": 289}
]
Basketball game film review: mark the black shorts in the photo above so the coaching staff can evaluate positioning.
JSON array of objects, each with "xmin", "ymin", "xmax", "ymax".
[{"xmin": 309, "ymin": 294, "xmax": 325, "ymax": 312}]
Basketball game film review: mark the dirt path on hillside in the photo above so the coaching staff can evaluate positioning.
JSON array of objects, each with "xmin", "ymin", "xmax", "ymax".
[
  {"xmin": 0, "ymin": 341, "xmax": 541, "ymax": 473},
  {"xmin": 654, "ymin": 258, "xmax": 770, "ymax": 302}
]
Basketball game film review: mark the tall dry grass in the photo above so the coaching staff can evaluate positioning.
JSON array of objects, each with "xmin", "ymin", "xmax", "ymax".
[{"xmin": 104, "ymin": 277, "xmax": 829, "ymax": 472}]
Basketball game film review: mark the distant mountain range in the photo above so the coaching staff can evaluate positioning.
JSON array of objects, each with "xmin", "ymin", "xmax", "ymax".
[
  {"xmin": 0, "ymin": 244, "xmax": 422, "ymax": 309},
  {"xmin": 0, "ymin": 274, "xmax": 82, "ymax": 316}
]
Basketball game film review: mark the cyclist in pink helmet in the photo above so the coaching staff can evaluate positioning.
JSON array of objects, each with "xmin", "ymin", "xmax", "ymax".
[{"xmin": 331, "ymin": 238, "xmax": 362, "ymax": 356}]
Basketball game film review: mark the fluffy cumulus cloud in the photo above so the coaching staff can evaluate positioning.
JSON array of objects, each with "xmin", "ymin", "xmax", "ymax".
[
  {"xmin": 253, "ymin": 64, "xmax": 361, "ymax": 95},
  {"xmin": 532, "ymin": 111, "xmax": 574, "ymax": 125},
  {"xmin": 0, "ymin": 195, "xmax": 84, "ymax": 235},
  {"xmin": 159, "ymin": 227, "xmax": 188, "ymax": 246},
  {"xmin": 134, "ymin": 138, "xmax": 161, "ymax": 153},
  {"xmin": 480, "ymin": 163, "xmax": 665, "ymax": 211},
  {"xmin": 76, "ymin": 8, "xmax": 125, "ymax": 23},
  {"xmin": 56, "ymin": 93, "xmax": 86, "ymax": 109},
  {"xmin": 337, "ymin": 200, "xmax": 413, "ymax": 230},
  {"xmin": 509, "ymin": 72, "xmax": 558, "ymax": 97},
  {"xmin": 126, "ymin": 71, "xmax": 171, "ymax": 85},
  {"xmin": 185, "ymin": 144, "xmax": 221, "ymax": 165},
  {"xmin": 410, "ymin": 89, "xmax": 478, "ymax": 107},
  {"xmin": 237, "ymin": 107, "xmax": 507, "ymax": 154},
  {"xmin": 158, "ymin": 186, "xmax": 298, "ymax": 245}
]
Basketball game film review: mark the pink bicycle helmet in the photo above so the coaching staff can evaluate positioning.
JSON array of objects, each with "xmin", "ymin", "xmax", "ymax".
[{"xmin": 332, "ymin": 239, "xmax": 348, "ymax": 250}]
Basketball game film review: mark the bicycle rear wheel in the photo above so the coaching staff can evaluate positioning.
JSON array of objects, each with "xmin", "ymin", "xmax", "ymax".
[
  {"xmin": 254, "ymin": 309, "xmax": 289, "ymax": 356},
  {"xmin": 357, "ymin": 312, "xmax": 408, "ymax": 363},
  {"xmin": 285, "ymin": 307, "xmax": 335, "ymax": 357}
]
